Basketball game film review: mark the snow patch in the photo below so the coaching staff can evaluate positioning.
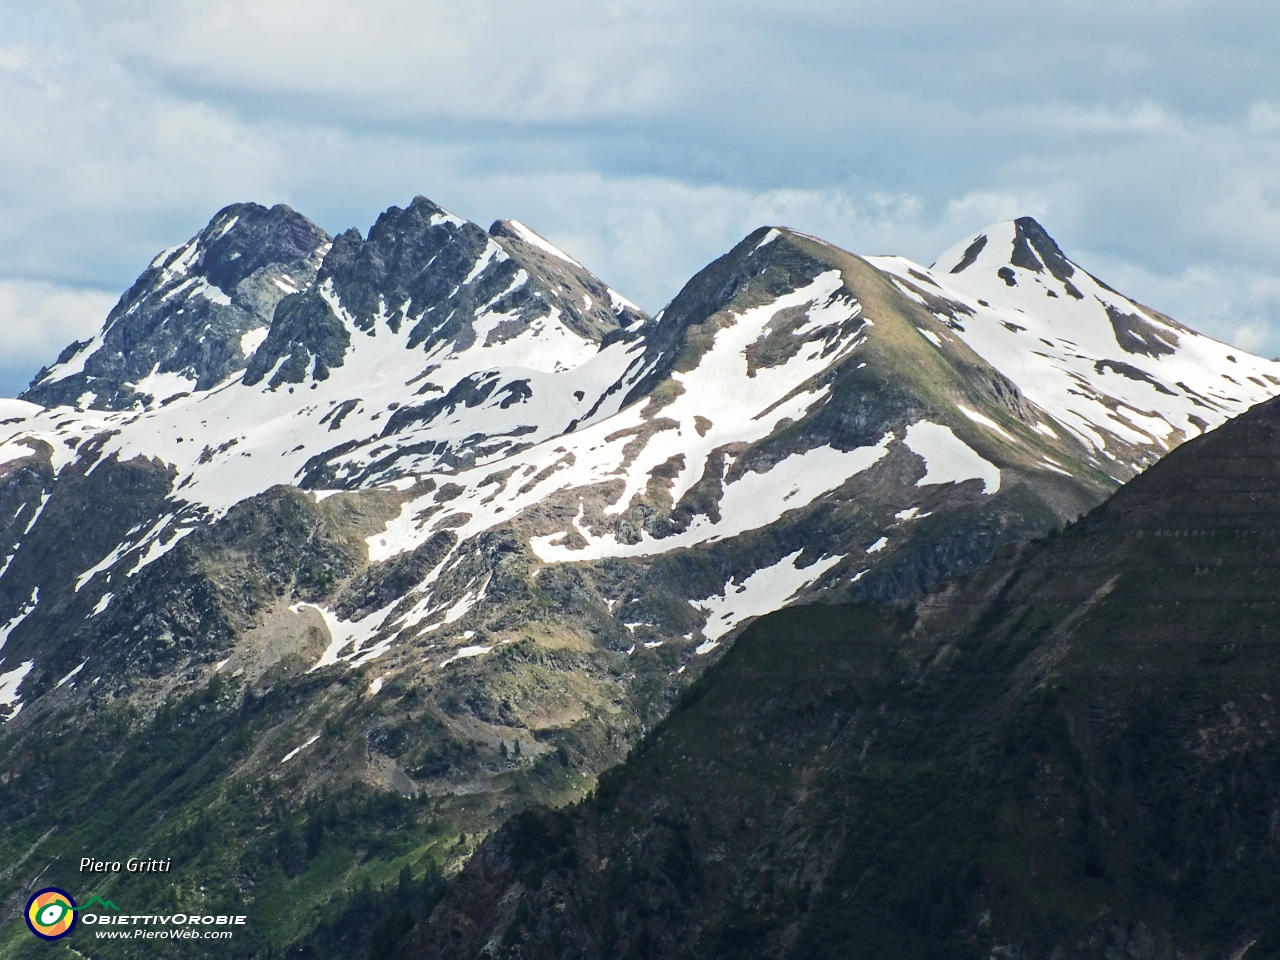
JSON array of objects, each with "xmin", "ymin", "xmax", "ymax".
[
  {"xmin": 1032, "ymin": 421, "xmax": 1058, "ymax": 439},
  {"xmin": 128, "ymin": 368, "xmax": 198, "ymax": 404},
  {"xmin": 1040, "ymin": 456, "xmax": 1073, "ymax": 477},
  {"xmin": 440, "ymin": 645, "xmax": 492, "ymax": 667},
  {"xmin": 0, "ymin": 659, "xmax": 33, "ymax": 718},
  {"xmin": 212, "ymin": 215, "xmax": 239, "ymax": 240},
  {"xmin": 754, "ymin": 228, "xmax": 781, "ymax": 251},
  {"xmin": 464, "ymin": 240, "xmax": 506, "ymax": 284},
  {"xmin": 240, "ymin": 327, "xmax": 269, "ymax": 358},
  {"xmin": 127, "ymin": 524, "xmax": 194, "ymax": 577},
  {"xmin": 77, "ymin": 540, "xmax": 134, "ymax": 591},
  {"xmin": 903, "ymin": 421, "xmax": 1001, "ymax": 494},
  {"xmin": 693, "ymin": 550, "xmax": 844, "ymax": 643},
  {"xmin": 608, "ymin": 288, "xmax": 640, "ymax": 314},
  {"xmin": 303, "ymin": 601, "xmax": 398, "ymax": 673},
  {"xmin": 280, "ymin": 734, "xmax": 321, "ymax": 764},
  {"xmin": 532, "ymin": 438, "xmax": 891, "ymax": 563},
  {"xmin": 505, "ymin": 221, "xmax": 583, "ymax": 268},
  {"xmin": 956, "ymin": 404, "xmax": 1015, "ymax": 442},
  {"xmin": 56, "ymin": 661, "xmax": 86, "ymax": 688},
  {"xmin": 195, "ymin": 280, "xmax": 232, "ymax": 307},
  {"xmin": 0, "ymin": 439, "xmax": 40, "ymax": 468},
  {"xmin": 0, "ymin": 587, "xmax": 39, "ymax": 653}
]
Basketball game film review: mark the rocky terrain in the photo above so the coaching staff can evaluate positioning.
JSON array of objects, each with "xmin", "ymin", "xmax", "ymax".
[
  {"xmin": 405, "ymin": 373, "xmax": 1280, "ymax": 960},
  {"xmin": 0, "ymin": 199, "xmax": 1274, "ymax": 957}
]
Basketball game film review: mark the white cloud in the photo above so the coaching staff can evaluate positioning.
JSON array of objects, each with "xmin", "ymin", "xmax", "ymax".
[
  {"xmin": 1248, "ymin": 102, "xmax": 1280, "ymax": 133},
  {"xmin": 0, "ymin": 30, "xmax": 289, "ymax": 285},
  {"xmin": 76, "ymin": 0, "xmax": 686, "ymax": 123},
  {"xmin": 0, "ymin": 279, "xmax": 116, "ymax": 377},
  {"xmin": 1230, "ymin": 323, "xmax": 1272, "ymax": 355},
  {"xmin": 0, "ymin": 0, "xmax": 1277, "ymax": 390},
  {"xmin": 1044, "ymin": 101, "xmax": 1185, "ymax": 136}
]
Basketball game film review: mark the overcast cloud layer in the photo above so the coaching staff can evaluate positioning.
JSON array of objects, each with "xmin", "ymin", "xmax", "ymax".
[{"xmin": 1, "ymin": 0, "xmax": 1278, "ymax": 395}]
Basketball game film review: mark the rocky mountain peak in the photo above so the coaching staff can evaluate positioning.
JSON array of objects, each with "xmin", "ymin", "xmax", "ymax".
[
  {"xmin": 21, "ymin": 202, "xmax": 331, "ymax": 411},
  {"xmin": 243, "ymin": 197, "xmax": 648, "ymax": 395},
  {"xmin": 931, "ymin": 217, "xmax": 1084, "ymax": 297},
  {"xmin": 195, "ymin": 202, "xmax": 333, "ymax": 296},
  {"xmin": 1010, "ymin": 216, "xmax": 1075, "ymax": 280},
  {"xmin": 616, "ymin": 225, "xmax": 840, "ymax": 408},
  {"xmin": 487, "ymin": 219, "xmax": 580, "ymax": 266}
]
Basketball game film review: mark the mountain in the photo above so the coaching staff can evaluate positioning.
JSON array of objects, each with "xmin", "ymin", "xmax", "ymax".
[
  {"xmin": 0, "ymin": 201, "xmax": 1274, "ymax": 957},
  {"xmin": 22, "ymin": 202, "xmax": 333, "ymax": 411},
  {"xmin": 402, "ymin": 387, "xmax": 1280, "ymax": 960}
]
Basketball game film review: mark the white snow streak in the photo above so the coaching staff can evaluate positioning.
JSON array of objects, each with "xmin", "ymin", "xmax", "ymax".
[
  {"xmin": 0, "ymin": 587, "xmax": 39, "ymax": 654},
  {"xmin": 56, "ymin": 661, "xmax": 87, "ymax": 688},
  {"xmin": 505, "ymin": 221, "xmax": 583, "ymax": 267},
  {"xmin": 0, "ymin": 660, "xmax": 33, "ymax": 718},
  {"xmin": 903, "ymin": 421, "xmax": 1001, "ymax": 494},
  {"xmin": 440, "ymin": 645, "xmax": 492, "ymax": 667},
  {"xmin": 90, "ymin": 592, "xmax": 114, "ymax": 617},
  {"xmin": 692, "ymin": 550, "xmax": 844, "ymax": 643},
  {"xmin": 280, "ymin": 734, "xmax": 321, "ymax": 764}
]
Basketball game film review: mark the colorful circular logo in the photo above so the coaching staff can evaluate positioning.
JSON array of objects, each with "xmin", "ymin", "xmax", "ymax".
[{"xmin": 25, "ymin": 888, "xmax": 77, "ymax": 940}]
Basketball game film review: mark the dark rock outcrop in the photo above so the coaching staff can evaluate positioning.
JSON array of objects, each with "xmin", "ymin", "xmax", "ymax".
[{"xmin": 23, "ymin": 203, "xmax": 331, "ymax": 409}]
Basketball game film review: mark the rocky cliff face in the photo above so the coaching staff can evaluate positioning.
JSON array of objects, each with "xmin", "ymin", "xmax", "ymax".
[
  {"xmin": 0, "ymin": 200, "xmax": 1274, "ymax": 958},
  {"xmin": 403, "ymin": 390, "xmax": 1280, "ymax": 960},
  {"xmin": 23, "ymin": 203, "xmax": 332, "ymax": 411}
]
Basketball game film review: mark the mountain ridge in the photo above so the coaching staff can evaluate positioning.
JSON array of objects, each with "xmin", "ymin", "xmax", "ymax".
[
  {"xmin": 401, "ymin": 388, "xmax": 1280, "ymax": 960},
  {"xmin": 0, "ymin": 200, "xmax": 1276, "ymax": 959}
]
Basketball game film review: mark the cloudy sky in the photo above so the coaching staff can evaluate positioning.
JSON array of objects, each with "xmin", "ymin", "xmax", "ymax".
[{"xmin": 1, "ymin": 0, "xmax": 1278, "ymax": 396}]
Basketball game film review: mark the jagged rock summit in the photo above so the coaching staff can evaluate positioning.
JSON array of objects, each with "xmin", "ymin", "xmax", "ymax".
[{"xmin": 23, "ymin": 202, "xmax": 333, "ymax": 411}]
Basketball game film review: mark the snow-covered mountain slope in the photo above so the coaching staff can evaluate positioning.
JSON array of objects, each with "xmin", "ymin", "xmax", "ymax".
[
  {"xmin": 0, "ymin": 203, "xmax": 1276, "ymax": 955},
  {"xmin": 4, "ymin": 199, "xmax": 647, "ymax": 516},
  {"xmin": 1, "ymin": 211, "xmax": 1277, "ymax": 689},
  {"xmin": 867, "ymin": 216, "xmax": 1279, "ymax": 477}
]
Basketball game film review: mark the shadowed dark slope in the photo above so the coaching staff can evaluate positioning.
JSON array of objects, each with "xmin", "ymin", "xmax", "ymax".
[{"xmin": 402, "ymin": 394, "xmax": 1280, "ymax": 960}]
